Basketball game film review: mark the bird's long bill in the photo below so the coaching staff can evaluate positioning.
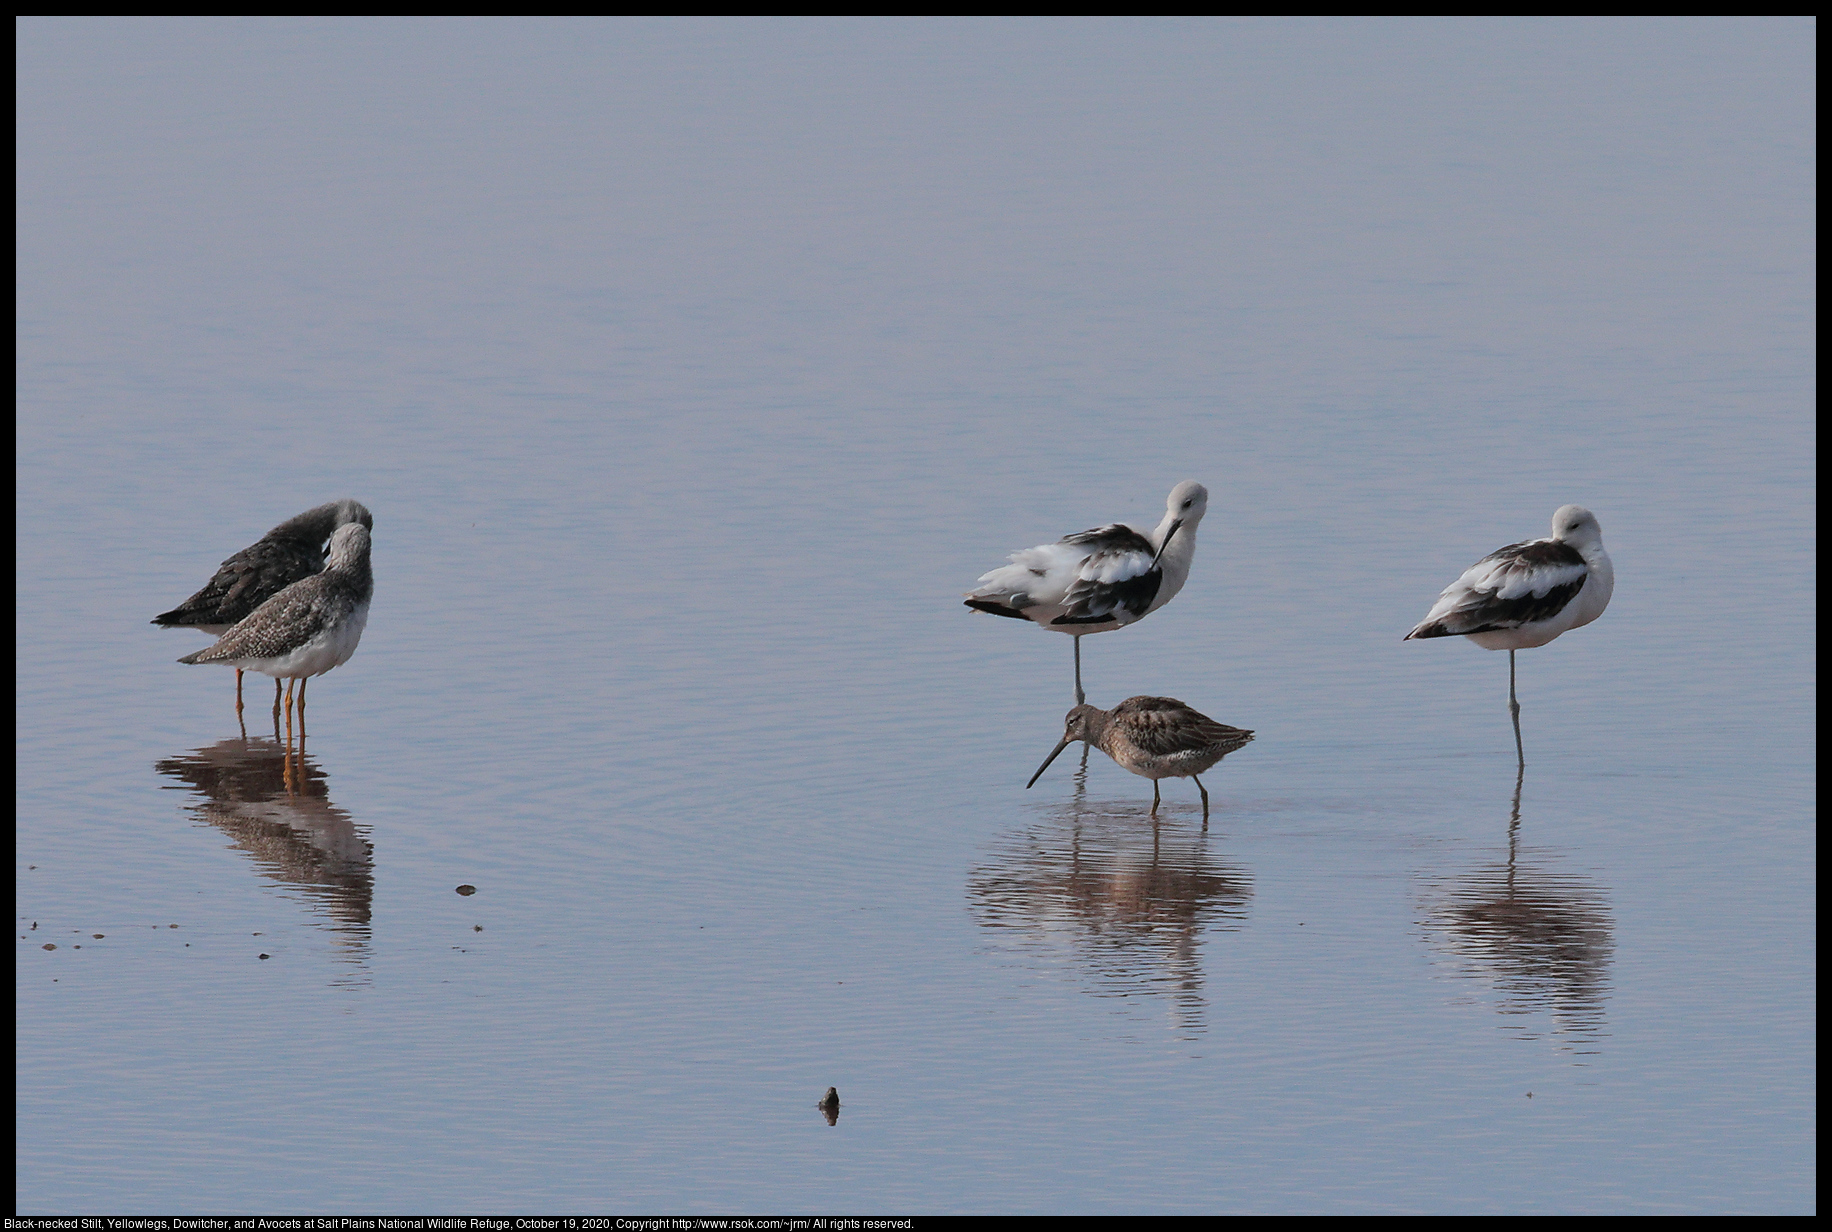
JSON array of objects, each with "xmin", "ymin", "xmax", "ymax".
[
  {"xmin": 1026, "ymin": 736, "xmax": 1075, "ymax": 789},
  {"xmin": 1150, "ymin": 518, "xmax": 1184, "ymax": 567}
]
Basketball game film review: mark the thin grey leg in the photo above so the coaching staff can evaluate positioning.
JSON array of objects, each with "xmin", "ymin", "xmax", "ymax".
[
  {"xmin": 1151, "ymin": 779, "xmax": 1160, "ymax": 817},
  {"xmin": 1509, "ymin": 649, "xmax": 1524, "ymax": 768},
  {"xmin": 1194, "ymin": 774, "xmax": 1210, "ymax": 824},
  {"xmin": 235, "ymin": 668, "xmax": 245, "ymax": 715},
  {"xmin": 1073, "ymin": 635, "xmax": 1085, "ymax": 706}
]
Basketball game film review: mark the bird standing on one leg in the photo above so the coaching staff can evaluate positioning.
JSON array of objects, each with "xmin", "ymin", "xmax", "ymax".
[
  {"xmin": 965, "ymin": 481, "xmax": 1209, "ymax": 705},
  {"xmin": 153, "ymin": 499, "xmax": 373, "ymax": 716},
  {"xmin": 178, "ymin": 523, "xmax": 374, "ymax": 734},
  {"xmin": 1405, "ymin": 505, "xmax": 1614, "ymax": 764},
  {"xmin": 1028, "ymin": 695, "xmax": 1253, "ymax": 824}
]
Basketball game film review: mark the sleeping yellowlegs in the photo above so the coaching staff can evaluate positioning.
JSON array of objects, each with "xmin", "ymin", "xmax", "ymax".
[
  {"xmin": 154, "ymin": 499, "xmax": 372, "ymax": 716},
  {"xmin": 965, "ymin": 482, "xmax": 1208, "ymax": 704},
  {"xmin": 1027, "ymin": 695, "xmax": 1253, "ymax": 822},
  {"xmin": 179, "ymin": 523, "xmax": 373, "ymax": 736},
  {"xmin": 1405, "ymin": 505, "xmax": 1614, "ymax": 764}
]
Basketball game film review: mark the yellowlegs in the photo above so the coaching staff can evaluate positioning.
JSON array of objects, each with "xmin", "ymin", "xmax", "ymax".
[
  {"xmin": 965, "ymin": 481, "xmax": 1208, "ymax": 704},
  {"xmin": 1406, "ymin": 505, "xmax": 1614, "ymax": 762},
  {"xmin": 154, "ymin": 499, "xmax": 372, "ymax": 716},
  {"xmin": 1027, "ymin": 695, "xmax": 1253, "ymax": 821},
  {"xmin": 179, "ymin": 523, "xmax": 373, "ymax": 736}
]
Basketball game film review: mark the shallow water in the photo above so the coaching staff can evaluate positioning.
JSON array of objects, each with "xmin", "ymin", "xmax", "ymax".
[{"xmin": 16, "ymin": 17, "xmax": 1815, "ymax": 1213}]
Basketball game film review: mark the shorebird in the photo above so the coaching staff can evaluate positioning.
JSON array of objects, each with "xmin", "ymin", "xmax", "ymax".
[
  {"xmin": 153, "ymin": 499, "xmax": 373, "ymax": 715},
  {"xmin": 1027, "ymin": 695, "xmax": 1254, "ymax": 822},
  {"xmin": 178, "ymin": 522, "xmax": 374, "ymax": 736},
  {"xmin": 965, "ymin": 481, "xmax": 1209, "ymax": 704},
  {"xmin": 1405, "ymin": 505, "xmax": 1614, "ymax": 763}
]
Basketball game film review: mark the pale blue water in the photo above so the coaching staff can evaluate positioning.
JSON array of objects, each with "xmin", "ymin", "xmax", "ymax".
[{"xmin": 16, "ymin": 17, "xmax": 1814, "ymax": 1213}]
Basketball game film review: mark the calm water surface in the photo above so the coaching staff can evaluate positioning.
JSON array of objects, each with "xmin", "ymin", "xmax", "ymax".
[{"xmin": 16, "ymin": 17, "xmax": 1814, "ymax": 1213}]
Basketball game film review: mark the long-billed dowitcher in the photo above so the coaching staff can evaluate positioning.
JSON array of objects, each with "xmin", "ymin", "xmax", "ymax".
[
  {"xmin": 179, "ymin": 522, "xmax": 373, "ymax": 734},
  {"xmin": 154, "ymin": 499, "xmax": 372, "ymax": 715},
  {"xmin": 1027, "ymin": 695, "xmax": 1253, "ymax": 821},
  {"xmin": 965, "ymin": 482, "xmax": 1209, "ymax": 704},
  {"xmin": 1406, "ymin": 505, "xmax": 1614, "ymax": 763}
]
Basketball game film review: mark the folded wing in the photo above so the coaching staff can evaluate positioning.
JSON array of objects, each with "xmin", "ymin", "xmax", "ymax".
[
  {"xmin": 1050, "ymin": 524, "xmax": 1163, "ymax": 625},
  {"xmin": 1407, "ymin": 539, "xmax": 1588, "ymax": 639}
]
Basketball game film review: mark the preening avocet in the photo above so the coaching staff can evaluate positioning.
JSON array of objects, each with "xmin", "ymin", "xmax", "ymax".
[
  {"xmin": 180, "ymin": 523, "xmax": 374, "ymax": 737},
  {"xmin": 153, "ymin": 499, "xmax": 373, "ymax": 717},
  {"xmin": 964, "ymin": 481, "xmax": 1209, "ymax": 704},
  {"xmin": 1405, "ymin": 504, "xmax": 1614, "ymax": 761},
  {"xmin": 1027, "ymin": 695, "xmax": 1253, "ymax": 824}
]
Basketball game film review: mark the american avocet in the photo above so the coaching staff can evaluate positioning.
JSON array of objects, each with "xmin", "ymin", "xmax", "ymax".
[
  {"xmin": 154, "ymin": 499, "xmax": 373, "ymax": 716},
  {"xmin": 965, "ymin": 481, "xmax": 1209, "ymax": 704},
  {"xmin": 1405, "ymin": 505, "xmax": 1614, "ymax": 761},
  {"xmin": 179, "ymin": 523, "xmax": 373, "ymax": 738},
  {"xmin": 1027, "ymin": 695, "xmax": 1253, "ymax": 823}
]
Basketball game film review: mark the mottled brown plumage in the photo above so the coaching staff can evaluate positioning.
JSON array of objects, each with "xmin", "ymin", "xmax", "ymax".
[{"xmin": 1028, "ymin": 695, "xmax": 1254, "ymax": 821}]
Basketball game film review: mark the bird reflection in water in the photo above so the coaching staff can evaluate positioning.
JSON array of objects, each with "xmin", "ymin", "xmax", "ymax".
[
  {"xmin": 967, "ymin": 761, "xmax": 1251, "ymax": 1036},
  {"xmin": 1416, "ymin": 765, "xmax": 1613, "ymax": 1056},
  {"xmin": 155, "ymin": 737, "xmax": 374, "ymax": 978}
]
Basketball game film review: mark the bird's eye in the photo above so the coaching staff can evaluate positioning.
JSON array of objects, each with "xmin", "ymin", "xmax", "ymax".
[{"xmin": 1181, "ymin": 501, "xmax": 1192, "ymax": 509}]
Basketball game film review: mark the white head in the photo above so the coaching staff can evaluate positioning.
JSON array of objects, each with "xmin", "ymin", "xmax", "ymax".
[
  {"xmin": 1152, "ymin": 481, "xmax": 1208, "ymax": 560},
  {"xmin": 1550, "ymin": 504, "xmax": 1603, "ymax": 548},
  {"xmin": 1166, "ymin": 481, "xmax": 1209, "ymax": 526}
]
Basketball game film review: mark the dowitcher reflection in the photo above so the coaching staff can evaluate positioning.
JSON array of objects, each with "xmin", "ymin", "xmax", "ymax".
[
  {"xmin": 156, "ymin": 737, "xmax": 374, "ymax": 974},
  {"xmin": 1415, "ymin": 773, "xmax": 1614, "ymax": 1056},
  {"xmin": 968, "ymin": 794, "xmax": 1252, "ymax": 1036}
]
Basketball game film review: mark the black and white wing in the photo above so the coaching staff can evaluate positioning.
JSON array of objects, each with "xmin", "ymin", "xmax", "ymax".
[
  {"xmin": 1406, "ymin": 539, "xmax": 1588, "ymax": 639},
  {"xmin": 1050, "ymin": 524, "xmax": 1163, "ymax": 626}
]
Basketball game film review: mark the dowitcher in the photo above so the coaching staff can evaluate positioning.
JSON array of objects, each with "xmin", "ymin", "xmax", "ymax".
[{"xmin": 1027, "ymin": 695, "xmax": 1253, "ymax": 821}]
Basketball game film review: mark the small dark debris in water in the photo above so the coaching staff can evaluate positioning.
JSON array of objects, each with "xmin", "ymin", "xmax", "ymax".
[
  {"xmin": 73, "ymin": 945, "xmax": 80, "ymax": 949},
  {"xmin": 253, "ymin": 932, "xmax": 262, "ymax": 936},
  {"xmin": 31, "ymin": 922, "xmax": 37, "ymax": 930},
  {"xmin": 259, "ymin": 954, "xmax": 271, "ymax": 960},
  {"xmin": 169, "ymin": 924, "xmax": 179, "ymax": 928},
  {"xmin": 1526, "ymin": 1092, "xmax": 1534, "ymax": 1098},
  {"xmin": 456, "ymin": 885, "xmax": 477, "ymax": 896},
  {"xmin": 818, "ymin": 1087, "xmax": 841, "ymax": 1125},
  {"xmin": 473, "ymin": 925, "xmax": 483, "ymax": 932},
  {"xmin": 42, "ymin": 943, "xmax": 55, "ymax": 951},
  {"xmin": 28, "ymin": 866, "xmax": 35, "ymax": 870},
  {"xmin": 93, "ymin": 934, "xmax": 104, "ymax": 939},
  {"xmin": 184, "ymin": 944, "xmax": 189, "ymax": 947}
]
